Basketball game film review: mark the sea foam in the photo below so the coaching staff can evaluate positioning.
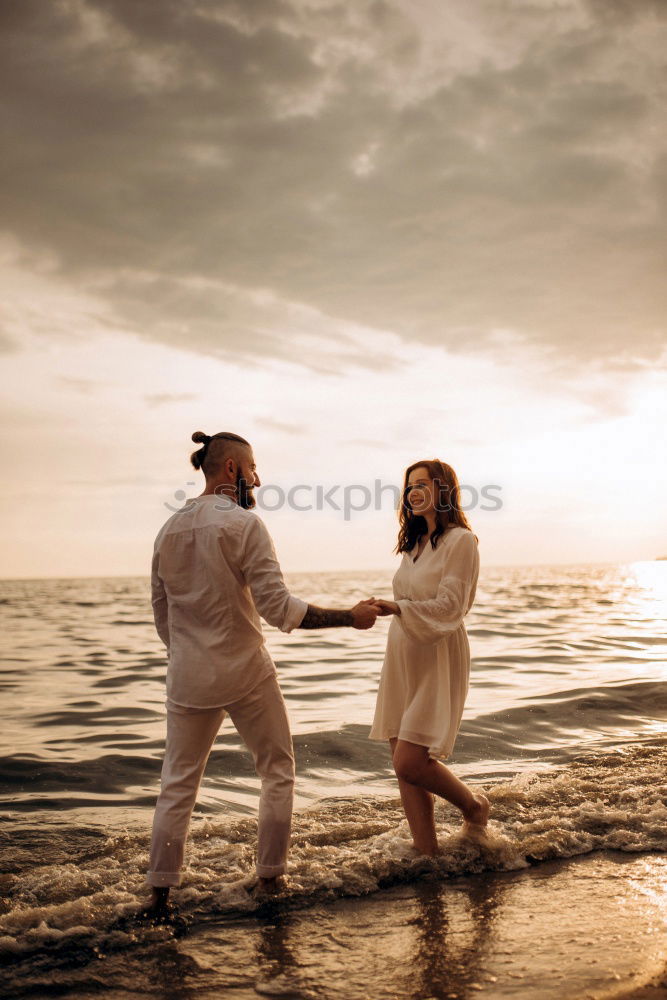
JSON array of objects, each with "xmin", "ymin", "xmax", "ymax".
[{"xmin": 1, "ymin": 743, "xmax": 665, "ymax": 962}]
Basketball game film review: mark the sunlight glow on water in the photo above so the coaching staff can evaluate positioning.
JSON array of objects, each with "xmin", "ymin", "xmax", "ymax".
[
  {"xmin": 0, "ymin": 560, "xmax": 666, "ymax": 817},
  {"xmin": 627, "ymin": 559, "xmax": 667, "ymax": 616}
]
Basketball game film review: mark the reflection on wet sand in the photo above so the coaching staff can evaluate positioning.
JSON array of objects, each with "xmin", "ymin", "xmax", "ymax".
[
  {"xmin": 2, "ymin": 852, "xmax": 664, "ymax": 999},
  {"xmin": 181, "ymin": 852, "xmax": 666, "ymax": 1000},
  {"xmin": 235, "ymin": 867, "xmax": 512, "ymax": 998},
  {"xmin": 142, "ymin": 946, "xmax": 198, "ymax": 1000},
  {"xmin": 255, "ymin": 906, "xmax": 301, "ymax": 992},
  {"xmin": 406, "ymin": 875, "xmax": 510, "ymax": 998}
]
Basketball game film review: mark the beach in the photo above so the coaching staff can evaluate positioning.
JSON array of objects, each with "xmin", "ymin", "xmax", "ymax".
[{"xmin": 1, "ymin": 563, "xmax": 666, "ymax": 997}]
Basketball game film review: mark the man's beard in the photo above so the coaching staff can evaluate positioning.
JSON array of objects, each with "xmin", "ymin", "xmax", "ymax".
[{"xmin": 237, "ymin": 473, "xmax": 256, "ymax": 509}]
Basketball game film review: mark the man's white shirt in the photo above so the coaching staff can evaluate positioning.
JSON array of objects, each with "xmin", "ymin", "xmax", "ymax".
[{"xmin": 151, "ymin": 494, "xmax": 308, "ymax": 708}]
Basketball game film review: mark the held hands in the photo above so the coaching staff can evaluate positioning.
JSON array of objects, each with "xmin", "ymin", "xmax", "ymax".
[
  {"xmin": 350, "ymin": 597, "xmax": 400, "ymax": 629},
  {"xmin": 370, "ymin": 599, "xmax": 400, "ymax": 616},
  {"xmin": 350, "ymin": 598, "xmax": 379, "ymax": 630}
]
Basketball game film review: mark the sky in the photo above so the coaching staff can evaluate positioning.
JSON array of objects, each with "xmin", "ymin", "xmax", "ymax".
[{"xmin": 1, "ymin": 0, "xmax": 666, "ymax": 577}]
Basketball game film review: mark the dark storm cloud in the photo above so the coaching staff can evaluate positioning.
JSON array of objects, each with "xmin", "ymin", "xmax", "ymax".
[{"xmin": 1, "ymin": 0, "xmax": 665, "ymax": 369}]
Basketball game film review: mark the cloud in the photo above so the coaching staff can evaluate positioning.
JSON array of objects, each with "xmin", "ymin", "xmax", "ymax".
[
  {"xmin": 99, "ymin": 269, "xmax": 404, "ymax": 374},
  {"xmin": 55, "ymin": 376, "xmax": 105, "ymax": 394},
  {"xmin": 143, "ymin": 392, "xmax": 199, "ymax": 407},
  {"xmin": 344, "ymin": 437, "xmax": 397, "ymax": 450},
  {"xmin": 0, "ymin": 329, "xmax": 19, "ymax": 354},
  {"xmin": 0, "ymin": 0, "xmax": 665, "ymax": 370},
  {"xmin": 259, "ymin": 418, "xmax": 306, "ymax": 435}
]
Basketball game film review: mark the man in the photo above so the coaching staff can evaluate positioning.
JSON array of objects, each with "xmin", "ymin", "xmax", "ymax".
[{"xmin": 145, "ymin": 430, "xmax": 377, "ymax": 917}]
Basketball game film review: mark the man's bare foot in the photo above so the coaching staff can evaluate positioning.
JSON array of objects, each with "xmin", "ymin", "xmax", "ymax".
[
  {"xmin": 247, "ymin": 874, "xmax": 286, "ymax": 899},
  {"xmin": 258, "ymin": 875, "xmax": 284, "ymax": 894},
  {"xmin": 137, "ymin": 886, "xmax": 176, "ymax": 922},
  {"xmin": 462, "ymin": 792, "xmax": 490, "ymax": 827}
]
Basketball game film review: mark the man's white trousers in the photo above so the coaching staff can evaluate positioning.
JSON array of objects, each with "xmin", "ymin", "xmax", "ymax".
[{"xmin": 146, "ymin": 672, "xmax": 294, "ymax": 886}]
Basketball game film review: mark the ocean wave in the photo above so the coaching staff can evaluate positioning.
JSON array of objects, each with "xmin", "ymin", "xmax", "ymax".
[{"xmin": 1, "ymin": 742, "xmax": 665, "ymax": 963}]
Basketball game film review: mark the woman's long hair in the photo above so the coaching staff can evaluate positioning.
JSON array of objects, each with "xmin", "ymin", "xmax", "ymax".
[{"xmin": 395, "ymin": 458, "xmax": 475, "ymax": 555}]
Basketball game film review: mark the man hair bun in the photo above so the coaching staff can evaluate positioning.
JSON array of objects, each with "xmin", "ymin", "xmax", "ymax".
[
  {"xmin": 190, "ymin": 431, "xmax": 212, "ymax": 471},
  {"xmin": 190, "ymin": 429, "xmax": 249, "ymax": 473}
]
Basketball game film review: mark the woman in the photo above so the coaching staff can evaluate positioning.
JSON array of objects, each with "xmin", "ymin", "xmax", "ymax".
[{"xmin": 369, "ymin": 459, "xmax": 489, "ymax": 855}]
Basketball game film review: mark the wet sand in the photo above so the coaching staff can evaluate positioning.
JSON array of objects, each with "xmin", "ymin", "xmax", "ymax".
[
  {"xmin": 5, "ymin": 849, "xmax": 664, "ymax": 999},
  {"xmin": 177, "ymin": 850, "xmax": 667, "ymax": 1000},
  {"xmin": 611, "ymin": 975, "xmax": 667, "ymax": 1000},
  {"xmin": 605, "ymin": 959, "xmax": 667, "ymax": 1000}
]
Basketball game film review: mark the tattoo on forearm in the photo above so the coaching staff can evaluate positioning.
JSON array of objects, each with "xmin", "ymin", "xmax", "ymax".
[{"xmin": 299, "ymin": 604, "xmax": 354, "ymax": 628}]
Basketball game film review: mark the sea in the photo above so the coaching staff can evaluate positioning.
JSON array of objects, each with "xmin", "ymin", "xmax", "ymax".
[{"xmin": 1, "ymin": 562, "xmax": 666, "ymax": 999}]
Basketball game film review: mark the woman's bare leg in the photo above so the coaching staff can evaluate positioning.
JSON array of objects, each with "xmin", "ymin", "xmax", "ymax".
[
  {"xmin": 392, "ymin": 739, "xmax": 490, "ymax": 827},
  {"xmin": 390, "ymin": 738, "xmax": 439, "ymax": 855}
]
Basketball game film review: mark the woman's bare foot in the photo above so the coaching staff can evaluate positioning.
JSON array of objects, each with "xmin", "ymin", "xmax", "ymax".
[
  {"xmin": 410, "ymin": 841, "xmax": 441, "ymax": 857},
  {"xmin": 462, "ymin": 792, "xmax": 490, "ymax": 827}
]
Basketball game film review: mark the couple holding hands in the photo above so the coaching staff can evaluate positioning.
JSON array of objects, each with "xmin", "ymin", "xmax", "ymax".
[{"xmin": 146, "ymin": 430, "xmax": 489, "ymax": 917}]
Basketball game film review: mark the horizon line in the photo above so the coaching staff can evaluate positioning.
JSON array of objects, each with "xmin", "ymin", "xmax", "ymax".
[{"xmin": 0, "ymin": 557, "xmax": 663, "ymax": 583}]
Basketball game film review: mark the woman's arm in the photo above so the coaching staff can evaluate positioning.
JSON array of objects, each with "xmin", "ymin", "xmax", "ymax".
[{"xmin": 395, "ymin": 531, "xmax": 479, "ymax": 644}]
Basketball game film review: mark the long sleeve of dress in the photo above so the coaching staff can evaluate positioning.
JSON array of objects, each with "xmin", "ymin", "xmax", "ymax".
[
  {"xmin": 151, "ymin": 547, "xmax": 171, "ymax": 650},
  {"xmin": 240, "ymin": 515, "xmax": 308, "ymax": 632},
  {"xmin": 396, "ymin": 530, "xmax": 479, "ymax": 644}
]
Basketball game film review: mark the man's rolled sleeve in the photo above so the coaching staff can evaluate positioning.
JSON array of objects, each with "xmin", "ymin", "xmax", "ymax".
[
  {"xmin": 151, "ymin": 548, "xmax": 171, "ymax": 650},
  {"xmin": 282, "ymin": 595, "xmax": 308, "ymax": 633},
  {"xmin": 240, "ymin": 515, "xmax": 307, "ymax": 632}
]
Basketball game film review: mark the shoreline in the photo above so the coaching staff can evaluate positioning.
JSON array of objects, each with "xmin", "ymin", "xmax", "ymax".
[
  {"xmin": 168, "ymin": 848, "xmax": 667, "ymax": 1000},
  {"xmin": 603, "ymin": 965, "xmax": 667, "ymax": 1000},
  {"xmin": 2, "ymin": 840, "xmax": 666, "ymax": 998}
]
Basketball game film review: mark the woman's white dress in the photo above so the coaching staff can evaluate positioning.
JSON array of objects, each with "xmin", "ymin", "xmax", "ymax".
[{"xmin": 369, "ymin": 526, "xmax": 480, "ymax": 760}]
